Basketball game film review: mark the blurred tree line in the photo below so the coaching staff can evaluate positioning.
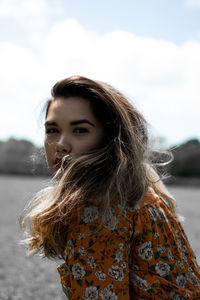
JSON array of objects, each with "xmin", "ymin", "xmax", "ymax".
[
  {"xmin": 0, "ymin": 138, "xmax": 199, "ymax": 183},
  {"xmin": 0, "ymin": 138, "xmax": 50, "ymax": 176},
  {"xmin": 150, "ymin": 138, "xmax": 200, "ymax": 185}
]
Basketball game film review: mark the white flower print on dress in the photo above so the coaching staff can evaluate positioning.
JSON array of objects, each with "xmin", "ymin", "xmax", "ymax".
[
  {"xmin": 95, "ymin": 271, "xmax": 106, "ymax": 281},
  {"xmin": 175, "ymin": 260, "xmax": 184, "ymax": 269},
  {"xmin": 78, "ymin": 233, "xmax": 86, "ymax": 240},
  {"xmin": 131, "ymin": 273, "xmax": 151, "ymax": 291},
  {"xmin": 118, "ymin": 243, "xmax": 124, "ymax": 251},
  {"xmin": 102, "ymin": 211, "xmax": 118, "ymax": 231},
  {"xmin": 108, "ymin": 265, "xmax": 124, "ymax": 281},
  {"xmin": 176, "ymin": 274, "xmax": 186, "ymax": 288},
  {"xmin": 156, "ymin": 207, "xmax": 167, "ymax": 222},
  {"xmin": 72, "ymin": 263, "xmax": 86, "ymax": 279},
  {"xmin": 82, "ymin": 286, "xmax": 98, "ymax": 300},
  {"xmin": 169, "ymin": 291, "xmax": 187, "ymax": 300},
  {"xmin": 157, "ymin": 245, "xmax": 166, "ymax": 253},
  {"xmin": 121, "ymin": 262, "xmax": 126, "ymax": 269},
  {"xmin": 167, "ymin": 250, "xmax": 174, "ymax": 261},
  {"xmin": 87, "ymin": 256, "xmax": 97, "ymax": 269},
  {"xmin": 155, "ymin": 261, "xmax": 170, "ymax": 277},
  {"xmin": 58, "ymin": 263, "xmax": 70, "ymax": 276},
  {"xmin": 66, "ymin": 240, "xmax": 74, "ymax": 259},
  {"xmin": 79, "ymin": 246, "xmax": 87, "ymax": 256},
  {"xmin": 154, "ymin": 232, "xmax": 160, "ymax": 240},
  {"xmin": 138, "ymin": 241, "xmax": 153, "ymax": 261},
  {"xmin": 148, "ymin": 206, "xmax": 158, "ymax": 221},
  {"xmin": 132, "ymin": 264, "xmax": 139, "ymax": 271},
  {"xmin": 115, "ymin": 252, "xmax": 123, "ymax": 262},
  {"xmin": 82, "ymin": 207, "xmax": 99, "ymax": 223},
  {"xmin": 186, "ymin": 267, "xmax": 200, "ymax": 286},
  {"xmin": 100, "ymin": 288, "xmax": 118, "ymax": 300},
  {"xmin": 181, "ymin": 252, "xmax": 188, "ymax": 264},
  {"xmin": 99, "ymin": 285, "xmax": 118, "ymax": 300},
  {"xmin": 107, "ymin": 284, "xmax": 114, "ymax": 290},
  {"xmin": 177, "ymin": 239, "xmax": 182, "ymax": 249},
  {"xmin": 184, "ymin": 293, "xmax": 192, "ymax": 299}
]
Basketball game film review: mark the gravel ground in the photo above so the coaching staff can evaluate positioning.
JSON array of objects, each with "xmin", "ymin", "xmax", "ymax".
[{"xmin": 0, "ymin": 175, "xmax": 199, "ymax": 299}]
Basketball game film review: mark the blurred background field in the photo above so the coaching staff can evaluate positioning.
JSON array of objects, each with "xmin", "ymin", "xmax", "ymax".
[
  {"xmin": 0, "ymin": 175, "xmax": 63, "ymax": 300},
  {"xmin": 0, "ymin": 175, "xmax": 199, "ymax": 300}
]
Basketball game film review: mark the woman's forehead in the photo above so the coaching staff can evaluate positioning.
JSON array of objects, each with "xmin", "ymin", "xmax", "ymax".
[{"xmin": 46, "ymin": 96, "xmax": 98, "ymax": 123}]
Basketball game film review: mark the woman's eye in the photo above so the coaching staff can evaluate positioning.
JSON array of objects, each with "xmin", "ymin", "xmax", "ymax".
[
  {"xmin": 45, "ymin": 128, "xmax": 59, "ymax": 134},
  {"xmin": 73, "ymin": 127, "xmax": 89, "ymax": 134}
]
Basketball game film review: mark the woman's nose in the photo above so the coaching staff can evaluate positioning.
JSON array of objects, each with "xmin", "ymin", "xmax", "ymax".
[{"xmin": 56, "ymin": 135, "xmax": 71, "ymax": 153}]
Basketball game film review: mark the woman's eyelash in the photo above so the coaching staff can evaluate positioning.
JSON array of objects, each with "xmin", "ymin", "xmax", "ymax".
[
  {"xmin": 45, "ymin": 128, "xmax": 59, "ymax": 134},
  {"xmin": 45, "ymin": 127, "xmax": 89, "ymax": 134},
  {"xmin": 73, "ymin": 127, "xmax": 89, "ymax": 134}
]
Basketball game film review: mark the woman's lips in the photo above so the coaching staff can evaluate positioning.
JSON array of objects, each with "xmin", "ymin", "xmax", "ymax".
[{"xmin": 53, "ymin": 155, "xmax": 71, "ymax": 169}]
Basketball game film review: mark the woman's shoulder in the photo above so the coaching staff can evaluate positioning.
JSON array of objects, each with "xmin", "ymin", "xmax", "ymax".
[
  {"xmin": 68, "ymin": 187, "xmax": 172, "ymax": 235},
  {"xmin": 126, "ymin": 187, "xmax": 170, "ymax": 215},
  {"xmin": 126, "ymin": 186, "xmax": 180, "ymax": 231}
]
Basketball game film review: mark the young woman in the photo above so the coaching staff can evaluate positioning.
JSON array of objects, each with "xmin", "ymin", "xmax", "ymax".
[{"xmin": 22, "ymin": 76, "xmax": 200, "ymax": 299}]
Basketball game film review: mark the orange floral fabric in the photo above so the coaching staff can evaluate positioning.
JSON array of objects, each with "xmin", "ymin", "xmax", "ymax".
[{"xmin": 57, "ymin": 188, "xmax": 200, "ymax": 299}]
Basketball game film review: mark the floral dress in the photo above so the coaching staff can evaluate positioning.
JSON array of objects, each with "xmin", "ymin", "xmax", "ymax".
[{"xmin": 57, "ymin": 187, "xmax": 200, "ymax": 299}]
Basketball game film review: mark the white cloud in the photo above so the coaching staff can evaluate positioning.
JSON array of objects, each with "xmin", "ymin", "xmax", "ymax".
[
  {"xmin": 0, "ymin": 16, "xmax": 200, "ymax": 146},
  {"xmin": 0, "ymin": 0, "xmax": 47, "ymax": 18},
  {"xmin": 0, "ymin": 0, "xmax": 59, "ymax": 46}
]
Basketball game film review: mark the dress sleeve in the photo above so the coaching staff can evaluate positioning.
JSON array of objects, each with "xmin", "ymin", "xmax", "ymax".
[
  {"xmin": 57, "ymin": 205, "xmax": 133, "ymax": 300},
  {"xmin": 130, "ymin": 194, "xmax": 200, "ymax": 299}
]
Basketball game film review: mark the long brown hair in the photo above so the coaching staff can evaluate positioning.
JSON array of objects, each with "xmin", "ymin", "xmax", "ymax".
[{"xmin": 21, "ymin": 76, "xmax": 176, "ymax": 258}]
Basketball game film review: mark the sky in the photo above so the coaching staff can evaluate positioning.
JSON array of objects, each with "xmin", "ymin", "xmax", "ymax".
[{"xmin": 0, "ymin": 0, "xmax": 200, "ymax": 147}]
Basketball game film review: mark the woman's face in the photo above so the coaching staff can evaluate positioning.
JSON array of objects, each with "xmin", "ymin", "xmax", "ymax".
[{"xmin": 44, "ymin": 96, "xmax": 105, "ymax": 173}]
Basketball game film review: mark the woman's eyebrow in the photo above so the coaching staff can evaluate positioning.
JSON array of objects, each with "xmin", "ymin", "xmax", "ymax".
[
  {"xmin": 70, "ymin": 120, "xmax": 95, "ymax": 127},
  {"xmin": 44, "ymin": 120, "xmax": 95, "ymax": 127},
  {"xmin": 44, "ymin": 121, "xmax": 58, "ymax": 127}
]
